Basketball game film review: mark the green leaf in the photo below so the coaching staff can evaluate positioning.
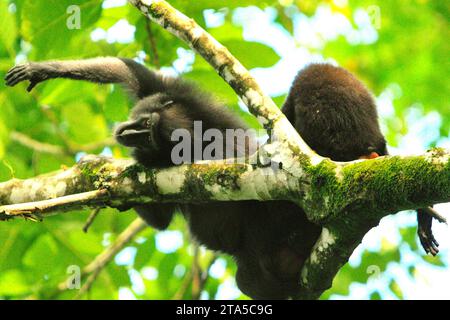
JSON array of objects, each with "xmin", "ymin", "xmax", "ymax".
[
  {"xmin": 135, "ymin": 239, "xmax": 156, "ymax": 270},
  {"xmin": 22, "ymin": 234, "xmax": 60, "ymax": 275},
  {"xmin": 157, "ymin": 253, "xmax": 179, "ymax": 290},
  {"xmin": 0, "ymin": 1, "xmax": 17, "ymax": 55},
  {"xmin": 421, "ymin": 255, "xmax": 446, "ymax": 267},
  {"xmin": 0, "ymin": 270, "xmax": 30, "ymax": 296},
  {"xmin": 184, "ymin": 68, "xmax": 238, "ymax": 105},
  {"xmin": 104, "ymin": 86, "xmax": 130, "ymax": 122},
  {"xmin": 97, "ymin": 5, "xmax": 130, "ymax": 30},
  {"xmin": 22, "ymin": 0, "xmax": 102, "ymax": 58},
  {"xmin": 370, "ymin": 291, "xmax": 382, "ymax": 300},
  {"xmin": 68, "ymin": 230, "xmax": 104, "ymax": 255},
  {"xmin": 221, "ymin": 40, "xmax": 280, "ymax": 69},
  {"xmin": 61, "ymin": 102, "xmax": 109, "ymax": 145},
  {"xmin": 389, "ymin": 280, "xmax": 403, "ymax": 299}
]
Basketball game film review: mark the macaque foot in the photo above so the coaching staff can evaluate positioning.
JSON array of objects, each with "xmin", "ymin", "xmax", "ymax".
[{"xmin": 417, "ymin": 208, "xmax": 444, "ymax": 256}]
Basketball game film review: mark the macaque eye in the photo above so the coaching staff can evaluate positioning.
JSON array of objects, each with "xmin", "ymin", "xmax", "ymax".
[{"xmin": 145, "ymin": 119, "xmax": 153, "ymax": 127}]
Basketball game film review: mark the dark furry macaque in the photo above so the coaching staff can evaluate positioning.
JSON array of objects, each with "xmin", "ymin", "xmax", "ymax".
[
  {"xmin": 282, "ymin": 64, "xmax": 388, "ymax": 161},
  {"xmin": 282, "ymin": 64, "xmax": 442, "ymax": 256},
  {"xmin": 5, "ymin": 57, "xmax": 442, "ymax": 299}
]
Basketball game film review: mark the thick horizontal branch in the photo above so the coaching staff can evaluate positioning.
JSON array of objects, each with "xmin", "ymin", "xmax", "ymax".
[
  {"xmin": 1, "ymin": 151, "xmax": 448, "ymax": 299},
  {"xmin": 1, "ymin": 150, "xmax": 448, "ymax": 222},
  {"xmin": 0, "ymin": 154, "xmax": 304, "ymax": 219},
  {"xmin": 298, "ymin": 149, "xmax": 450, "ymax": 298},
  {"xmin": 3, "ymin": 0, "xmax": 448, "ymax": 300}
]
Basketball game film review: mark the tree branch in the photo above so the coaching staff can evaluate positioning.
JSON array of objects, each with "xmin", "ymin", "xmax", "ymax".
[
  {"xmin": 11, "ymin": 131, "xmax": 66, "ymax": 156},
  {"xmin": 56, "ymin": 218, "xmax": 147, "ymax": 296},
  {"xmin": 1, "ymin": 150, "xmax": 448, "ymax": 222},
  {"xmin": 128, "ymin": 0, "xmax": 319, "ymax": 161},
  {"xmin": 11, "ymin": 130, "xmax": 116, "ymax": 157},
  {"xmin": 145, "ymin": 19, "xmax": 160, "ymax": 68},
  {"xmin": 2, "ymin": 0, "xmax": 449, "ymax": 299},
  {"xmin": 83, "ymin": 208, "xmax": 101, "ymax": 233}
]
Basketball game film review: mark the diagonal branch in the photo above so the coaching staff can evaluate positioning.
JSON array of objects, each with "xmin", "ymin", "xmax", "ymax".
[
  {"xmin": 56, "ymin": 218, "xmax": 147, "ymax": 297},
  {"xmin": 2, "ymin": 0, "xmax": 449, "ymax": 300},
  {"xmin": 128, "ymin": 0, "xmax": 319, "ymax": 161}
]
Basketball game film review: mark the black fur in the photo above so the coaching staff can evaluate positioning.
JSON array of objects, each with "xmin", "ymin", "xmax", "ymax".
[
  {"xmin": 283, "ymin": 63, "xmax": 387, "ymax": 160},
  {"xmin": 5, "ymin": 58, "xmax": 439, "ymax": 299}
]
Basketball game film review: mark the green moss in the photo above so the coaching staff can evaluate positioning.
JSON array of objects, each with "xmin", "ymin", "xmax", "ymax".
[
  {"xmin": 180, "ymin": 164, "xmax": 247, "ymax": 201},
  {"xmin": 303, "ymin": 159, "xmax": 341, "ymax": 222},
  {"xmin": 428, "ymin": 147, "xmax": 446, "ymax": 157},
  {"xmin": 295, "ymin": 152, "xmax": 312, "ymax": 168},
  {"xmin": 263, "ymin": 119, "xmax": 275, "ymax": 138},
  {"xmin": 150, "ymin": 7, "xmax": 165, "ymax": 20},
  {"xmin": 121, "ymin": 163, "xmax": 145, "ymax": 179},
  {"xmin": 78, "ymin": 158, "xmax": 110, "ymax": 187},
  {"xmin": 341, "ymin": 156, "xmax": 450, "ymax": 213},
  {"xmin": 181, "ymin": 166, "xmax": 212, "ymax": 202},
  {"xmin": 118, "ymin": 164, "xmax": 165, "ymax": 202},
  {"xmin": 299, "ymin": 153, "xmax": 449, "ymax": 224}
]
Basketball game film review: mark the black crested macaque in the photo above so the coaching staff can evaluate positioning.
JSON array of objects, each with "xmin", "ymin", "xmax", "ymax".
[
  {"xmin": 5, "ymin": 58, "xmax": 444, "ymax": 299},
  {"xmin": 282, "ymin": 64, "xmax": 444, "ymax": 256}
]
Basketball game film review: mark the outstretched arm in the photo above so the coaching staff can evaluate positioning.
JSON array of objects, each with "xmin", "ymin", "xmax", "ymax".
[{"xmin": 5, "ymin": 57, "xmax": 164, "ymax": 98}]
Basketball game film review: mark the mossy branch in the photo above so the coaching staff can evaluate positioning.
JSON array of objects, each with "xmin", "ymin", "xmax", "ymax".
[
  {"xmin": 1, "ymin": 150, "xmax": 448, "ymax": 297},
  {"xmin": 2, "ymin": 0, "xmax": 449, "ymax": 300},
  {"xmin": 127, "ymin": 0, "xmax": 318, "ymax": 161},
  {"xmin": 1, "ymin": 150, "xmax": 448, "ymax": 221}
]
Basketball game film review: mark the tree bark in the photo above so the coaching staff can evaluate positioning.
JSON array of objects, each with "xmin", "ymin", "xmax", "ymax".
[{"xmin": 1, "ymin": 0, "xmax": 449, "ymax": 299}]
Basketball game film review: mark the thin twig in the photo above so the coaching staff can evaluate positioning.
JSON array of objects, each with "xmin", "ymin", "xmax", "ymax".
[
  {"xmin": 172, "ymin": 267, "xmax": 194, "ymax": 300},
  {"xmin": 12, "ymin": 130, "xmax": 115, "ymax": 157},
  {"xmin": 191, "ymin": 244, "xmax": 201, "ymax": 298},
  {"xmin": 83, "ymin": 218, "xmax": 147, "ymax": 274},
  {"xmin": 59, "ymin": 218, "xmax": 147, "ymax": 297},
  {"xmin": 72, "ymin": 266, "xmax": 102, "ymax": 300},
  {"xmin": 38, "ymin": 105, "xmax": 115, "ymax": 156},
  {"xmin": 83, "ymin": 208, "xmax": 101, "ymax": 233},
  {"xmin": 11, "ymin": 131, "xmax": 66, "ymax": 156},
  {"xmin": 0, "ymin": 190, "xmax": 109, "ymax": 220},
  {"xmin": 193, "ymin": 253, "xmax": 219, "ymax": 300},
  {"xmin": 172, "ymin": 245, "xmax": 219, "ymax": 300},
  {"xmin": 76, "ymin": 137, "xmax": 116, "ymax": 153},
  {"xmin": 172, "ymin": 239, "xmax": 199, "ymax": 300},
  {"xmin": 39, "ymin": 104, "xmax": 74, "ymax": 153},
  {"xmin": 145, "ymin": 19, "xmax": 160, "ymax": 69}
]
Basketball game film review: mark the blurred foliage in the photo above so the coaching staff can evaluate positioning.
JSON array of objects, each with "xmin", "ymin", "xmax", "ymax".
[
  {"xmin": 0, "ymin": 0, "xmax": 447, "ymax": 300},
  {"xmin": 323, "ymin": 0, "xmax": 449, "ymax": 144}
]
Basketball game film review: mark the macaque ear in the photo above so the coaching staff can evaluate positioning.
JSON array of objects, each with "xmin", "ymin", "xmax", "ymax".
[{"xmin": 359, "ymin": 152, "xmax": 380, "ymax": 160}]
